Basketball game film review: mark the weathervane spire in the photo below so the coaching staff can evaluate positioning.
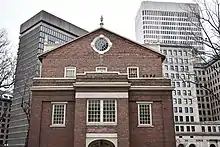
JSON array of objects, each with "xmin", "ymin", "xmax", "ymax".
[{"xmin": 100, "ymin": 15, "xmax": 104, "ymax": 27}]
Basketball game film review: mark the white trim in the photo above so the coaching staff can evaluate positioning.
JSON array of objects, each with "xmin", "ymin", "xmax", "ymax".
[
  {"xmin": 96, "ymin": 67, "xmax": 108, "ymax": 72},
  {"xmin": 86, "ymin": 133, "xmax": 118, "ymax": 147},
  {"xmin": 137, "ymin": 102, "xmax": 153, "ymax": 127},
  {"xmin": 136, "ymin": 101, "xmax": 153, "ymax": 104},
  {"xmin": 86, "ymin": 133, "xmax": 117, "ymax": 138},
  {"xmin": 130, "ymin": 86, "xmax": 173, "ymax": 90},
  {"xmin": 86, "ymin": 100, "xmax": 117, "ymax": 125},
  {"xmin": 31, "ymin": 86, "xmax": 74, "ymax": 91},
  {"xmin": 51, "ymin": 102, "xmax": 68, "ymax": 104},
  {"xmin": 33, "ymin": 77, "xmax": 76, "ymax": 80},
  {"xmin": 77, "ymin": 71, "xmax": 127, "ymax": 76},
  {"xmin": 76, "ymin": 92, "xmax": 128, "ymax": 99},
  {"xmin": 51, "ymin": 103, "xmax": 67, "ymax": 127},
  {"xmin": 74, "ymin": 82, "xmax": 131, "ymax": 87},
  {"xmin": 127, "ymin": 67, "xmax": 139, "ymax": 79},
  {"xmin": 33, "ymin": 76, "xmax": 167, "ymax": 80},
  {"xmin": 91, "ymin": 34, "xmax": 112, "ymax": 54},
  {"xmin": 64, "ymin": 67, "xmax": 76, "ymax": 78}
]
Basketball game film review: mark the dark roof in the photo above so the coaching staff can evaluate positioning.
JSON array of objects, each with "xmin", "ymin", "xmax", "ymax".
[{"xmin": 20, "ymin": 10, "xmax": 88, "ymax": 37}]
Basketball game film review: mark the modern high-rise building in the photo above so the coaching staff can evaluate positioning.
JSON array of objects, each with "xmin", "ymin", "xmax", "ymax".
[
  {"xmin": 135, "ymin": 1, "xmax": 220, "ymax": 147},
  {"xmin": 135, "ymin": 1, "xmax": 202, "ymax": 47},
  {"xmin": 194, "ymin": 59, "xmax": 220, "ymax": 122},
  {"xmin": 0, "ymin": 91, "xmax": 12, "ymax": 147},
  {"xmin": 9, "ymin": 10, "xmax": 88, "ymax": 147}
]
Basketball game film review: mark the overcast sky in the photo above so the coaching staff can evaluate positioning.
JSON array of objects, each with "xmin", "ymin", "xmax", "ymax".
[{"xmin": 1, "ymin": 0, "xmax": 195, "ymax": 52}]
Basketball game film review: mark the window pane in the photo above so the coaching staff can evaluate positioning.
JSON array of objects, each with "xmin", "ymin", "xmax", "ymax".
[
  {"xmin": 139, "ymin": 104, "xmax": 151, "ymax": 125},
  {"xmin": 65, "ymin": 67, "xmax": 76, "ymax": 78},
  {"xmin": 103, "ymin": 100, "xmax": 116, "ymax": 122},
  {"xmin": 53, "ymin": 104, "xmax": 65, "ymax": 125},
  {"xmin": 128, "ymin": 67, "xmax": 138, "ymax": 78},
  {"xmin": 88, "ymin": 100, "xmax": 101, "ymax": 122}
]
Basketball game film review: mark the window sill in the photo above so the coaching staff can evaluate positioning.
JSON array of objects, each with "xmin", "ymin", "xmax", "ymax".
[
  {"xmin": 50, "ymin": 124, "xmax": 66, "ymax": 128},
  {"xmin": 87, "ymin": 122, "xmax": 117, "ymax": 126},
  {"xmin": 137, "ymin": 124, "xmax": 154, "ymax": 128}
]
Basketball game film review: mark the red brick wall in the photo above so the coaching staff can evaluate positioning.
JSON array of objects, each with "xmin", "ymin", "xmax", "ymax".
[
  {"xmin": 129, "ymin": 91, "xmax": 176, "ymax": 147},
  {"xmin": 29, "ymin": 90, "xmax": 175, "ymax": 147},
  {"xmin": 41, "ymin": 29, "xmax": 163, "ymax": 78},
  {"xmin": 28, "ymin": 91, "xmax": 75, "ymax": 147},
  {"xmin": 28, "ymin": 28, "xmax": 175, "ymax": 147}
]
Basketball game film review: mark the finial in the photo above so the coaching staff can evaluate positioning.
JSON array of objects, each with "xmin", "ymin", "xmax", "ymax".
[{"xmin": 100, "ymin": 15, "xmax": 104, "ymax": 27}]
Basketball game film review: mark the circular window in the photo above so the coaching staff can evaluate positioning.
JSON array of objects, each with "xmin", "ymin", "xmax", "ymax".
[
  {"xmin": 91, "ymin": 34, "xmax": 112, "ymax": 54},
  {"xmin": 95, "ymin": 37, "xmax": 109, "ymax": 51}
]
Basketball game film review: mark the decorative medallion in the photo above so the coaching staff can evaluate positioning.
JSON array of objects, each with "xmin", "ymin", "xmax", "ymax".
[{"xmin": 91, "ymin": 35, "xmax": 112, "ymax": 54}]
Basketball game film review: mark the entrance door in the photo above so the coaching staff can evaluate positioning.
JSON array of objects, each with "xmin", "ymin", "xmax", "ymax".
[{"xmin": 88, "ymin": 140, "xmax": 115, "ymax": 147}]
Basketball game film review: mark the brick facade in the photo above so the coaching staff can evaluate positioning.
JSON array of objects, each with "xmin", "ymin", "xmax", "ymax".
[{"xmin": 28, "ymin": 28, "xmax": 176, "ymax": 147}]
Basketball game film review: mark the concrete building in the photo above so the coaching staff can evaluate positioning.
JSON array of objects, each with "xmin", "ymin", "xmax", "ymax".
[
  {"xmin": 135, "ymin": 1, "xmax": 202, "ymax": 48},
  {"xmin": 135, "ymin": 1, "xmax": 220, "ymax": 147},
  {"xmin": 28, "ymin": 27, "xmax": 176, "ymax": 147},
  {"xmin": 10, "ymin": 10, "xmax": 88, "ymax": 147},
  {"xmin": 176, "ymin": 121, "xmax": 220, "ymax": 147},
  {"xmin": 194, "ymin": 59, "xmax": 220, "ymax": 122},
  {"xmin": 0, "ymin": 92, "xmax": 12, "ymax": 147}
]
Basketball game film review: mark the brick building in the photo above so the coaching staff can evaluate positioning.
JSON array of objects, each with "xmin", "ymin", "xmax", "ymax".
[{"xmin": 28, "ymin": 27, "xmax": 176, "ymax": 147}]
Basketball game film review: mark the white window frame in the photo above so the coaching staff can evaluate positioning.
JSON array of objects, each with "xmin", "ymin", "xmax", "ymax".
[
  {"xmin": 137, "ymin": 102, "xmax": 153, "ymax": 127},
  {"xmin": 86, "ymin": 100, "xmax": 117, "ymax": 126},
  {"xmin": 64, "ymin": 67, "xmax": 76, "ymax": 78},
  {"xmin": 96, "ymin": 67, "xmax": 107, "ymax": 72},
  {"xmin": 127, "ymin": 67, "xmax": 139, "ymax": 79},
  {"xmin": 51, "ymin": 102, "xmax": 67, "ymax": 127}
]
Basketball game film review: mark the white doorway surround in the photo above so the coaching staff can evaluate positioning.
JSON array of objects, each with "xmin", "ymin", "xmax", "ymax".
[{"xmin": 86, "ymin": 133, "xmax": 117, "ymax": 147}]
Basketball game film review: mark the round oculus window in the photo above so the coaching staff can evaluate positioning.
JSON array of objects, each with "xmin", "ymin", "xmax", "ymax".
[{"xmin": 94, "ymin": 37, "xmax": 109, "ymax": 51}]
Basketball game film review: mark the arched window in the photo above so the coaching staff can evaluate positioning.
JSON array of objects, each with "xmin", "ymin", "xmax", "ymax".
[
  {"xmin": 189, "ymin": 144, "xmax": 196, "ymax": 147},
  {"xmin": 88, "ymin": 140, "xmax": 115, "ymax": 147},
  {"xmin": 210, "ymin": 144, "xmax": 216, "ymax": 147},
  {"xmin": 178, "ymin": 144, "xmax": 184, "ymax": 147}
]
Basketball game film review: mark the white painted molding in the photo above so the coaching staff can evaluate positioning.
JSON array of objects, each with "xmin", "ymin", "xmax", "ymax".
[
  {"xmin": 74, "ymin": 82, "xmax": 131, "ymax": 87},
  {"xmin": 136, "ymin": 101, "xmax": 153, "ymax": 104},
  {"xmin": 33, "ymin": 77, "xmax": 75, "ymax": 80},
  {"xmin": 77, "ymin": 71, "xmax": 127, "ymax": 76},
  {"xmin": 86, "ymin": 133, "xmax": 117, "ymax": 138},
  {"xmin": 31, "ymin": 86, "xmax": 74, "ymax": 91},
  {"xmin": 130, "ymin": 86, "xmax": 173, "ymax": 90},
  {"xmin": 51, "ymin": 102, "xmax": 68, "ymax": 104},
  {"xmin": 76, "ymin": 92, "xmax": 128, "ymax": 99}
]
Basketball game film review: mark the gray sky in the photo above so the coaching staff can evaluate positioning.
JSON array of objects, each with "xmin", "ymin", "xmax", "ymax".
[{"xmin": 1, "ymin": 0, "xmax": 194, "ymax": 52}]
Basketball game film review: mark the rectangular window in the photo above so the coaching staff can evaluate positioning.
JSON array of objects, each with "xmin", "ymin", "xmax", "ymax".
[
  {"xmin": 175, "ymin": 116, "xmax": 178, "ymax": 121},
  {"xmin": 179, "ymin": 107, "xmax": 182, "ymax": 113},
  {"xmin": 187, "ymin": 126, "xmax": 190, "ymax": 132},
  {"xmin": 186, "ymin": 116, "xmax": 189, "ymax": 122},
  {"xmin": 178, "ymin": 98, "xmax": 182, "ymax": 104},
  {"xmin": 51, "ymin": 102, "xmax": 67, "ymax": 126},
  {"xmin": 191, "ymin": 116, "xmax": 194, "ymax": 122},
  {"xmin": 64, "ymin": 67, "xmax": 76, "ymax": 78},
  {"xmin": 190, "ymin": 107, "xmax": 193, "ymax": 113},
  {"xmin": 185, "ymin": 107, "xmax": 189, "ymax": 113},
  {"xmin": 176, "ymin": 126, "xmax": 179, "ymax": 132},
  {"xmin": 180, "ymin": 126, "xmax": 184, "ymax": 131},
  {"xmin": 180, "ymin": 116, "xmax": 183, "ymax": 122},
  {"xmin": 96, "ymin": 67, "xmax": 107, "ymax": 72},
  {"xmin": 87, "ymin": 100, "xmax": 116, "ymax": 124},
  {"xmin": 127, "ymin": 67, "xmax": 139, "ymax": 78},
  {"xmin": 138, "ymin": 102, "xmax": 152, "ymax": 126}
]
